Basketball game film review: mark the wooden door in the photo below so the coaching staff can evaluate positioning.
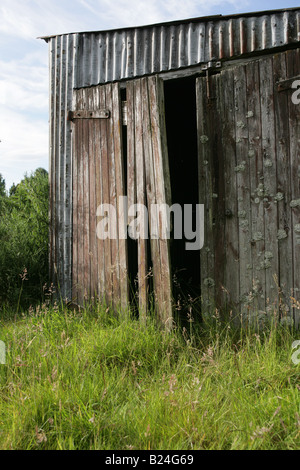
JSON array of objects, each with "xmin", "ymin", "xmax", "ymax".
[
  {"xmin": 71, "ymin": 83, "xmax": 128, "ymax": 310},
  {"xmin": 197, "ymin": 49, "xmax": 300, "ymax": 325},
  {"xmin": 71, "ymin": 76, "xmax": 173, "ymax": 327},
  {"xmin": 126, "ymin": 76, "xmax": 173, "ymax": 328}
]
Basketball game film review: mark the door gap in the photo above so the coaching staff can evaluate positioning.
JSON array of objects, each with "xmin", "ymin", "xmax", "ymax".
[{"xmin": 164, "ymin": 76, "xmax": 201, "ymax": 323}]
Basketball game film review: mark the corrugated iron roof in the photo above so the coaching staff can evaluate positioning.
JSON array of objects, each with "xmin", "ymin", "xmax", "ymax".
[{"xmin": 43, "ymin": 7, "xmax": 300, "ymax": 88}]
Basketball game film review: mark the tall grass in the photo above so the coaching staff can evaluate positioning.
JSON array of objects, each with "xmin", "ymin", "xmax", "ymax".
[{"xmin": 0, "ymin": 301, "xmax": 299, "ymax": 450}]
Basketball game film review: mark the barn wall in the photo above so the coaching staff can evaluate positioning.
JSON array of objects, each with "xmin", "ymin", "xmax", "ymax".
[
  {"xmin": 197, "ymin": 48, "xmax": 300, "ymax": 326},
  {"xmin": 46, "ymin": 9, "xmax": 300, "ymax": 306}
]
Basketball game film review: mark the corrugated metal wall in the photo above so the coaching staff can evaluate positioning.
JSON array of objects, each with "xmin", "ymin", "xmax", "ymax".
[
  {"xmin": 49, "ymin": 33, "xmax": 78, "ymax": 299},
  {"xmin": 47, "ymin": 9, "xmax": 300, "ymax": 300}
]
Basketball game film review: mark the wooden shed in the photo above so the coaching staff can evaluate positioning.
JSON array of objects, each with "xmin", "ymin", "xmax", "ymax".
[{"xmin": 42, "ymin": 7, "xmax": 300, "ymax": 326}]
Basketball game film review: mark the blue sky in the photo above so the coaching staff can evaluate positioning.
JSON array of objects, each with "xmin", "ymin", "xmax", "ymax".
[{"xmin": 1, "ymin": 0, "xmax": 299, "ymax": 190}]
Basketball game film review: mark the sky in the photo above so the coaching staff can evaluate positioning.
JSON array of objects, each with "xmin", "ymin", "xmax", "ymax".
[{"xmin": 1, "ymin": 0, "xmax": 299, "ymax": 191}]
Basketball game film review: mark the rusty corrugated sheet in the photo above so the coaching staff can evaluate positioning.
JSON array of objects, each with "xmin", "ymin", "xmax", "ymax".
[
  {"xmin": 44, "ymin": 8, "xmax": 300, "ymax": 88},
  {"xmin": 45, "ymin": 8, "xmax": 300, "ymax": 299},
  {"xmin": 75, "ymin": 9, "xmax": 299, "ymax": 86}
]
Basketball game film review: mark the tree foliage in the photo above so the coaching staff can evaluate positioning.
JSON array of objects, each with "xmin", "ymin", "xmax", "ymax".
[
  {"xmin": 0, "ymin": 174, "xmax": 8, "ymax": 217},
  {"xmin": 0, "ymin": 174, "xmax": 6, "ymax": 197},
  {"xmin": 0, "ymin": 169, "xmax": 49, "ymax": 306}
]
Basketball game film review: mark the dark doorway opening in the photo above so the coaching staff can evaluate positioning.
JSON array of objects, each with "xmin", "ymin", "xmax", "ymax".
[{"xmin": 164, "ymin": 76, "xmax": 201, "ymax": 321}]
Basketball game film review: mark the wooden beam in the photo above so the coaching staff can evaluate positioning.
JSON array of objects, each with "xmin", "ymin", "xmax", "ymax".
[
  {"xmin": 68, "ymin": 109, "xmax": 110, "ymax": 120},
  {"xmin": 277, "ymin": 75, "xmax": 300, "ymax": 92}
]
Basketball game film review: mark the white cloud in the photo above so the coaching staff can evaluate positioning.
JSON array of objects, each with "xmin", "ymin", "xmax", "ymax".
[
  {"xmin": 79, "ymin": 0, "xmax": 249, "ymax": 28},
  {"xmin": 0, "ymin": 108, "xmax": 48, "ymax": 189},
  {"xmin": 0, "ymin": 52, "xmax": 48, "ymax": 112},
  {"xmin": 77, "ymin": 0, "xmax": 250, "ymax": 30},
  {"xmin": 0, "ymin": 0, "xmax": 251, "ymax": 40},
  {"xmin": 0, "ymin": 0, "xmax": 83, "ymax": 39}
]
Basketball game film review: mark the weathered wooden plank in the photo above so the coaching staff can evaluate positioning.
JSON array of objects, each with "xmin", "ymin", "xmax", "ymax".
[
  {"xmin": 106, "ymin": 83, "xmax": 120, "ymax": 309},
  {"xmin": 126, "ymin": 82, "xmax": 137, "ymax": 213},
  {"xmin": 196, "ymin": 76, "xmax": 215, "ymax": 313},
  {"xmin": 148, "ymin": 76, "xmax": 173, "ymax": 329},
  {"xmin": 273, "ymin": 51, "xmax": 294, "ymax": 319},
  {"xmin": 69, "ymin": 109, "xmax": 110, "ymax": 120},
  {"xmin": 142, "ymin": 76, "xmax": 162, "ymax": 324},
  {"xmin": 59, "ymin": 36, "xmax": 69, "ymax": 300},
  {"xmin": 196, "ymin": 73, "xmax": 226, "ymax": 312},
  {"xmin": 134, "ymin": 79, "xmax": 148, "ymax": 318},
  {"xmin": 72, "ymin": 96, "xmax": 79, "ymax": 301},
  {"xmin": 220, "ymin": 68, "xmax": 240, "ymax": 312},
  {"xmin": 94, "ymin": 86, "xmax": 104, "ymax": 300},
  {"xmin": 156, "ymin": 76, "xmax": 173, "ymax": 327},
  {"xmin": 88, "ymin": 87, "xmax": 98, "ymax": 300},
  {"xmin": 82, "ymin": 88, "xmax": 91, "ymax": 302},
  {"xmin": 245, "ymin": 60, "xmax": 266, "ymax": 313},
  {"xmin": 156, "ymin": 77, "xmax": 172, "ymax": 209},
  {"xmin": 234, "ymin": 65, "xmax": 253, "ymax": 312},
  {"xmin": 277, "ymin": 75, "xmax": 300, "ymax": 92},
  {"xmin": 211, "ymin": 73, "xmax": 226, "ymax": 308},
  {"xmin": 76, "ymin": 89, "xmax": 85, "ymax": 303},
  {"xmin": 97, "ymin": 88, "xmax": 106, "ymax": 301},
  {"xmin": 287, "ymin": 48, "xmax": 300, "ymax": 328},
  {"xmin": 259, "ymin": 57, "xmax": 279, "ymax": 311},
  {"xmin": 99, "ymin": 85, "xmax": 113, "ymax": 306}
]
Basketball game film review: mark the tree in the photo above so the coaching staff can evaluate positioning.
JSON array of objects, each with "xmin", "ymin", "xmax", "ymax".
[
  {"xmin": 0, "ymin": 168, "xmax": 49, "ymax": 307},
  {"xmin": 9, "ymin": 183, "xmax": 17, "ymax": 197},
  {"xmin": 0, "ymin": 174, "xmax": 5, "ymax": 197},
  {"xmin": 0, "ymin": 174, "xmax": 7, "ymax": 216}
]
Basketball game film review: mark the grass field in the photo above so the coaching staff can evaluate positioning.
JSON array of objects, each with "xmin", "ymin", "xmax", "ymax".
[{"xmin": 0, "ymin": 301, "xmax": 299, "ymax": 450}]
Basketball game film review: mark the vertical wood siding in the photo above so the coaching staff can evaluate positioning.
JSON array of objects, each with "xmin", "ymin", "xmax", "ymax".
[
  {"xmin": 197, "ymin": 48, "xmax": 300, "ymax": 326},
  {"xmin": 72, "ymin": 83, "xmax": 128, "ymax": 310}
]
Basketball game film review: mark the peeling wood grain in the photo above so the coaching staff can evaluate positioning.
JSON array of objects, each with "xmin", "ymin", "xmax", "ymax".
[
  {"xmin": 221, "ymin": 68, "xmax": 240, "ymax": 310},
  {"xmin": 273, "ymin": 51, "xmax": 293, "ymax": 317},
  {"xmin": 148, "ymin": 76, "xmax": 173, "ymax": 329},
  {"xmin": 234, "ymin": 64, "xmax": 253, "ymax": 308},
  {"xmin": 196, "ymin": 76, "xmax": 215, "ymax": 312},
  {"xmin": 134, "ymin": 79, "xmax": 148, "ymax": 319},
  {"xmin": 245, "ymin": 60, "xmax": 266, "ymax": 312},
  {"xmin": 259, "ymin": 57, "xmax": 279, "ymax": 308}
]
